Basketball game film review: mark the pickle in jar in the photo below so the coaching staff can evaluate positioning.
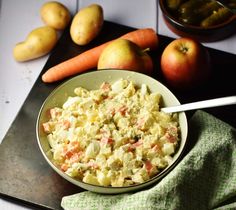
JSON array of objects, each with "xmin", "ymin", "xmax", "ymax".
[
  {"xmin": 166, "ymin": 0, "xmax": 185, "ymax": 10},
  {"xmin": 178, "ymin": 0, "xmax": 206, "ymax": 24},
  {"xmin": 201, "ymin": 7, "xmax": 233, "ymax": 27},
  {"xmin": 178, "ymin": 0, "xmax": 205, "ymax": 16},
  {"xmin": 196, "ymin": 1, "xmax": 221, "ymax": 19}
]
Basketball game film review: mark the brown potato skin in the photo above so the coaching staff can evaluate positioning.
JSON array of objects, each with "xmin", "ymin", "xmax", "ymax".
[
  {"xmin": 40, "ymin": 1, "xmax": 71, "ymax": 30},
  {"xmin": 70, "ymin": 4, "xmax": 104, "ymax": 46},
  {"xmin": 13, "ymin": 26, "xmax": 58, "ymax": 62}
]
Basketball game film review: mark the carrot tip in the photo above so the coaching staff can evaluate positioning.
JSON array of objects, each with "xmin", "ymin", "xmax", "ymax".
[{"xmin": 42, "ymin": 73, "xmax": 51, "ymax": 83}]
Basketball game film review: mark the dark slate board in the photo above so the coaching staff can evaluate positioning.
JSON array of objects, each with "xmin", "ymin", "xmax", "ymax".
[{"xmin": 0, "ymin": 21, "xmax": 236, "ymax": 210}]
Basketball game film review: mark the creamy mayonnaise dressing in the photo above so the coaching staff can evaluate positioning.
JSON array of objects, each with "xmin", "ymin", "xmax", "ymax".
[{"xmin": 43, "ymin": 79, "xmax": 180, "ymax": 187}]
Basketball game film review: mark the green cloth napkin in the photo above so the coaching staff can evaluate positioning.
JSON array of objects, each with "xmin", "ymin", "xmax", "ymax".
[{"xmin": 61, "ymin": 110, "xmax": 236, "ymax": 210}]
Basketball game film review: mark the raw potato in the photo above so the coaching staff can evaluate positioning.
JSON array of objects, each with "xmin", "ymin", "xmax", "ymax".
[
  {"xmin": 13, "ymin": 26, "xmax": 58, "ymax": 62},
  {"xmin": 70, "ymin": 4, "xmax": 103, "ymax": 45},
  {"xmin": 40, "ymin": 1, "xmax": 71, "ymax": 30}
]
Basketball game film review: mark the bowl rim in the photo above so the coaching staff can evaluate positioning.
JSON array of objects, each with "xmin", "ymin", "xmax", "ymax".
[
  {"xmin": 36, "ymin": 70, "xmax": 188, "ymax": 193},
  {"xmin": 159, "ymin": 0, "xmax": 236, "ymax": 31}
]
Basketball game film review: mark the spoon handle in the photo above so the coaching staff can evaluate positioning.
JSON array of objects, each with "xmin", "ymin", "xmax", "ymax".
[{"xmin": 161, "ymin": 96, "xmax": 236, "ymax": 113}]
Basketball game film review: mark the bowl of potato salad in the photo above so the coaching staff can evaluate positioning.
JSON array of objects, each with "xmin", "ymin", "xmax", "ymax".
[{"xmin": 36, "ymin": 70, "xmax": 188, "ymax": 194}]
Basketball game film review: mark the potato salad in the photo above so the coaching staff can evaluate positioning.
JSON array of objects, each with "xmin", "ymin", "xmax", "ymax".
[{"xmin": 43, "ymin": 79, "xmax": 180, "ymax": 187}]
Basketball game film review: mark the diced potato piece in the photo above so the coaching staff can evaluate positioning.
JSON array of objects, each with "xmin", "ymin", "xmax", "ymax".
[
  {"xmin": 123, "ymin": 81, "xmax": 136, "ymax": 97},
  {"xmin": 140, "ymin": 84, "xmax": 148, "ymax": 96},
  {"xmin": 111, "ymin": 79, "xmax": 128, "ymax": 93},
  {"xmin": 74, "ymin": 87, "xmax": 89, "ymax": 97},
  {"xmin": 85, "ymin": 141, "xmax": 100, "ymax": 159},
  {"xmin": 162, "ymin": 143, "xmax": 175, "ymax": 155},
  {"xmin": 97, "ymin": 170, "xmax": 111, "ymax": 186},
  {"xmin": 62, "ymin": 96, "xmax": 81, "ymax": 110},
  {"xmin": 83, "ymin": 173, "xmax": 99, "ymax": 185}
]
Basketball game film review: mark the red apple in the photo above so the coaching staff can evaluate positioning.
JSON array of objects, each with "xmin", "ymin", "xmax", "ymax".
[{"xmin": 160, "ymin": 37, "xmax": 211, "ymax": 89}]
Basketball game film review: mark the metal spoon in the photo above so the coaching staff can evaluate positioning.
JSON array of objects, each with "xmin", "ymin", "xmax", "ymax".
[
  {"xmin": 161, "ymin": 96, "xmax": 236, "ymax": 113},
  {"xmin": 213, "ymin": 0, "xmax": 236, "ymax": 14}
]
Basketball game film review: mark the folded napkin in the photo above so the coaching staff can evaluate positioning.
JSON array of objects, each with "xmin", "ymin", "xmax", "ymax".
[{"xmin": 61, "ymin": 110, "xmax": 236, "ymax": 210}]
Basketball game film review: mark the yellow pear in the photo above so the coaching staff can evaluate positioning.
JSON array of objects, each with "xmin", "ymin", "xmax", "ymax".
[{"xmin": 97, "ymin": 39, "xmax": 153, "ymax": 74}]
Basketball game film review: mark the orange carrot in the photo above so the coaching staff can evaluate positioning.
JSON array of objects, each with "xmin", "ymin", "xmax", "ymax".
[{"xmin": 42, "ymin": 28, "xmax": 158, "ymax": 83}]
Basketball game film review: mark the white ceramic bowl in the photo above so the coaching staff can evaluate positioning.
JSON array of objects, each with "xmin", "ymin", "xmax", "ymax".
[{"xmin": 36, "ymin": 70, "xmax": 188, "ymax": 194}]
